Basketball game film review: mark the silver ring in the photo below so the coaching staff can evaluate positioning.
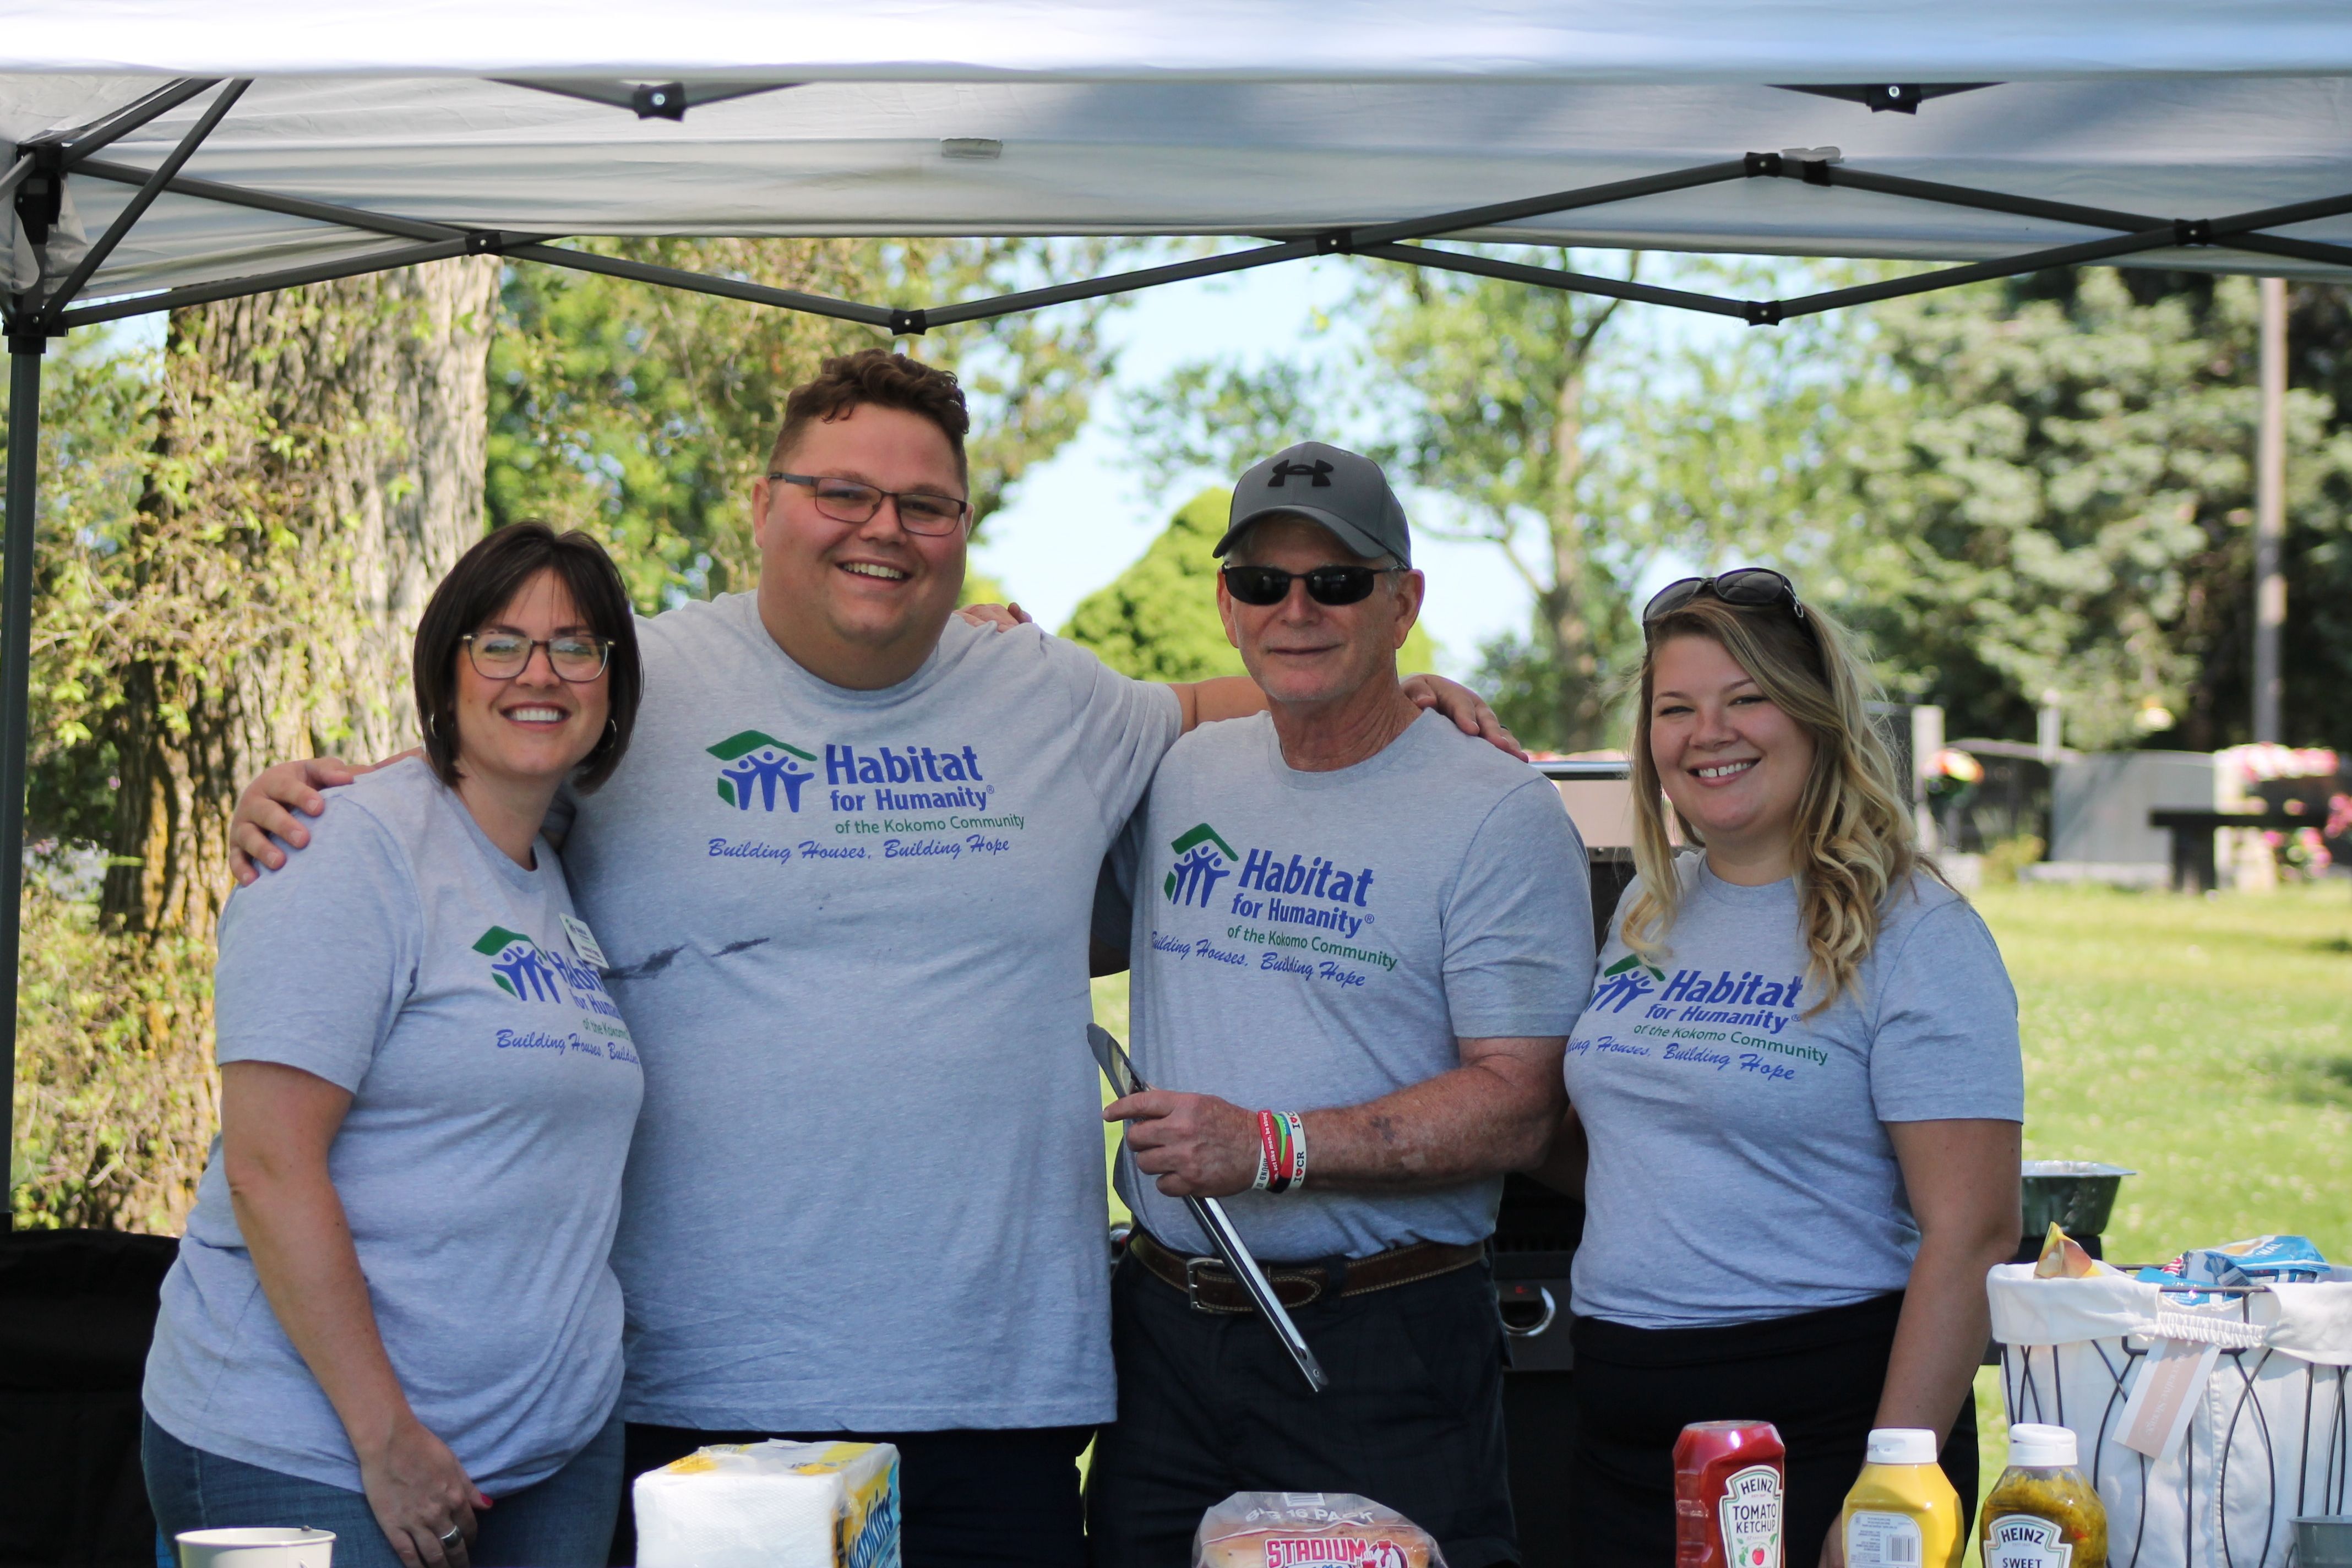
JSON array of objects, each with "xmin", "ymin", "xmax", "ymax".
[{"xmin": 438, "ymin": 1526, "xmax": 463, "ymax": 1547}]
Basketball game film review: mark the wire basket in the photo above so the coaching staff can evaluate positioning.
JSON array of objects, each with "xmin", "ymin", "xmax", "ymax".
[{"xmin": 1990, "ymin": 1265, "xmax": 2352, "ymax": 1568}]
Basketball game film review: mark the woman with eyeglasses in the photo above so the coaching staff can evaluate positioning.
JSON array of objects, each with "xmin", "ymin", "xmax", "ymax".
[
  {"xmin": 1544, "ymin": 570, "xmax": 2023, "ymax": 1568},
  {"xmin": 143, "ymin": 524, "xmax": 645, "ymax": 1568}
]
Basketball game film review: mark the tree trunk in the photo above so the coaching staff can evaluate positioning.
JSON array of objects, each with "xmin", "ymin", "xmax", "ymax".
[
  {"xmin": 1542, "ymin": 360, "xmax": 1609, "ymax": 749},
  {"xmin": 100, "ymin": 258, "xmax": 498, "ymax": 940}
]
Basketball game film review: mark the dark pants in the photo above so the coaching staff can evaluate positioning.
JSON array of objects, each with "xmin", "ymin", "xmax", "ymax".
[
  {"xmin": 1570, "ymin": 1294, "xmax": 1978, "ymax": 1568},
  {"xmin": 146, "ymin": 1411, "xmax": 624, "ymax": 1568},
  {"xmin": 613, "ymin": 1421, "xmax": 1088, "ymax": 1568},
  {"xmin": 1087, "ymin": 1250, "xmax": 1517, "ymax": 1568}
]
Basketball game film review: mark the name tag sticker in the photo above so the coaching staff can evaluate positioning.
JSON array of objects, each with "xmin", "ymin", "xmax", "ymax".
[{"xmin": 562, "ymin": 914, "xmax": 609, "ymax": 971}]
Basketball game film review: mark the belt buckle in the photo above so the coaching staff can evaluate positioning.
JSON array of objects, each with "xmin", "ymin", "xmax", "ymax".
[{"xmin": 1183, "ymin": 1254, "xmax": 1231, "ymax": 1312}]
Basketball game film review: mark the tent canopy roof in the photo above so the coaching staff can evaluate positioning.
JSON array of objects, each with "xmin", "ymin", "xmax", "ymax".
[{"xmin": 6, "ymin": 2, "xmax": 2352, "ymax": 329}]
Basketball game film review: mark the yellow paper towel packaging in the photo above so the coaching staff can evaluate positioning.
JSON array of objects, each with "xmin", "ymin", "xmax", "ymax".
[{"xmin": 634, "ymin": 1440, "xmax": 902, "ymax": 1568}]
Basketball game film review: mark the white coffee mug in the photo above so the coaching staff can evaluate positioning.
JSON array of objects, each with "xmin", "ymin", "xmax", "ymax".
[{"xmin": 176, "ymin": 1526, "xmax": 335, "ymax": 1568}]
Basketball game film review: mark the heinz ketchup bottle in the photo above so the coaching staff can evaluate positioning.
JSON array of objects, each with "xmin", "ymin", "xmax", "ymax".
[{"xmin": 1675, "ymin": 1420, "xmax": 1787, "ymax": 1568}]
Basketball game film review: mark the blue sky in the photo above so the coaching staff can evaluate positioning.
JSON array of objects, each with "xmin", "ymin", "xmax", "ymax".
[{"xmin": 972, "ymin": 255, "xmax": 1542, "ymax": 677}]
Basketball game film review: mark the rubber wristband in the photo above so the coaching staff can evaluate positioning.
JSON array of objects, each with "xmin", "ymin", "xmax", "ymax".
[
  {"xmin": 1252, "ymin": 1139, "xmax": 1271, "ymax": 1193},
  {"xmin": 1260, "ymin": 1109, "xmax": 1298, "ymax": 1194},
  {"xmin": 1284, "ymin": 1111, "xmax": 1308, "ymax": 1190}
]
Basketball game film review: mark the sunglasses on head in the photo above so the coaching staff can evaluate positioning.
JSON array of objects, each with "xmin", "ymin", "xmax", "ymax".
[
  {"xmin": 1221, "ymin": 563, "xmax": 1404, "ymax": 607},
  {"xmin": 1642, "ymin": 567, "xmax": 1805, "ymax": 628}
]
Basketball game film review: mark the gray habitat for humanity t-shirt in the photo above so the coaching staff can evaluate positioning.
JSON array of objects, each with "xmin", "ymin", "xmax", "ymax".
[
  {"xmin": 144, "ymin": 759, "xmax": 644, "ymax": 1495},
  {"xmin": 1565, "ymin": 857, "xmax": 2023, "ymax": 1330},
  {"xmin": 1109, "ymin": 709, "xmax": 1594, "ymax": 1262},
  {"xmin": 556, "ymin": 597, "xmax": 1180, "ymax": 1431}
]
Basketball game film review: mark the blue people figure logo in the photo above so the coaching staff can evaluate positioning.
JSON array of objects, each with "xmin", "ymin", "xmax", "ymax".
[
  {"xmin": 1589, "ymin": 951, "xmax": 1666, "ymax": 1013},
  {"xmin": 1163, "ymin": 823, "xmax": 1238, "ymax": 909},
  {"xmin": 474, "ymin": 927, "xmax": 564, "ymax": 1001},
  {"xmin": 708, "ymin": 729, "xmax": 818, "ymax": 812}
]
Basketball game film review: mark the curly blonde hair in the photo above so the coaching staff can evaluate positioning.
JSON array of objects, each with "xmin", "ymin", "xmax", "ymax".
[{"xmin": 1619, "ymin": 591, "xmax": 1931, "ymax": 1010}]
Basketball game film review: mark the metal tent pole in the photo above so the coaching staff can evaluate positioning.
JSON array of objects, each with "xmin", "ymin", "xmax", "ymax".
[
  {"xmin": 0, "ymin": 335, "xmax": 42, "ymax": 1230},
  {"xmin": 2253, "ymin": 277, "xmax": 2286, "ymax": 744}
]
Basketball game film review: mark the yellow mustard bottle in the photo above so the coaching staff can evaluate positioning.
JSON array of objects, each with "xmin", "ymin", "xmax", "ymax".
[{"xmin": 1840, "ymin": 1428, "xmax": 1964, "ymax": 1568}]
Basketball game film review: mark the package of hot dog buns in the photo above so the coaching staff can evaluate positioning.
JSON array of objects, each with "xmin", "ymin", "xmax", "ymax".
[{"xmin": 1192, "ymin": 1493, "xmax": 1444, "ymax": 1568}]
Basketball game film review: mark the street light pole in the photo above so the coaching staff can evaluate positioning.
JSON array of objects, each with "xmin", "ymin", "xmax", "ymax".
[{"xmin": 2253, "ymin": 277, "xmax": 2286, "ymax": 745}]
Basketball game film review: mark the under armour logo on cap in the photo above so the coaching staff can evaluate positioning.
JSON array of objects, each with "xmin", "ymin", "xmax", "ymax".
[{"xmin": 1217, "ymin": 440, "xmax": 1413, "ymax": 566}]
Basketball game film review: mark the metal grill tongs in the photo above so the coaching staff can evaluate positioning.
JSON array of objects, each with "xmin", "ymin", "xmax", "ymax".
[{"xmin": 1088, "ymin": 1023, "xmax": 1330, "ymax": 1394}]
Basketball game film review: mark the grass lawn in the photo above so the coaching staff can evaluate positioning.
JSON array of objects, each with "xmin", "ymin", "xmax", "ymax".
[{"xmin": 1091, "ymin": 878, "xmax": 2352, "ymax": 1554}]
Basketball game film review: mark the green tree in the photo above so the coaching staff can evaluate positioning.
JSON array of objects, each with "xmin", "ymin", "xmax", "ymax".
[
  {"xmin": 1818, "ymin": 270, "xmax": 2352, "ymax": 750},
  {"xmin": 1064, "ymin": 487, "xmax": 1435, "ymax": 681},
  {"xmin": 489, "ymin": 238, "xmax": 1124, "ymax": 609}
]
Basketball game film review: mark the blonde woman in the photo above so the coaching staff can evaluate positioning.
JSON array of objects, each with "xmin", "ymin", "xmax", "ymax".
[{"xmin": 1545, "ymin": 569, "xmax": 2022, "ymax": 1568}]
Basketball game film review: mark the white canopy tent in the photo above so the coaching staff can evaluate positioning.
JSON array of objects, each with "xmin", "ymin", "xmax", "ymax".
[{"xmin": 2, "ymin": 0, "xmax": 2350, "ymax": 1185}]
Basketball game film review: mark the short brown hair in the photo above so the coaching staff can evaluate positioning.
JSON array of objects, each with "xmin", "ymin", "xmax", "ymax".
[
  {"xmin": 413, "ymin": 522, "xmax": 643, "ymax": 792},
  {"xmin": 768, "ymin": 349, "xmax": 971, "ymax": 487}
]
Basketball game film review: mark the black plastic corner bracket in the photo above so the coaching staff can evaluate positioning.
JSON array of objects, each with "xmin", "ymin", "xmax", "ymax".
[
  {"xmin": 5, "ymin": 333, "xmax": 50, "ymax": 356},
  {"xmin": 1743, "ymin": 300, "xmax": 1784, "ymax": 327},
  {"xmin": 1744, "ymin": 151, "xmax": 1784, "ymax": 178},
  {"xmin": 631, "ymin": 83, "xmax": 688, "ymax": 121},
  {"xmin": 13, "ymin": 146, "xmax": 65, "ymax": 247},
  {"xmin": 889, "ymin": 308, "xmax": 929, "ymax": 336}
]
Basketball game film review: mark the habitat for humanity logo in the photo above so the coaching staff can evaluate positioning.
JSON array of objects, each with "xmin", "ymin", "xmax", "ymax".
[
  {"xmin": 709, "ymin": 729, "xmax": 817, "ymax": 812},
  {"xmin": 474, "ymin": 927, "xmax": 563, "ymax": 1001},
  {"xmin": 1164, "ymin": 823, "xmax": 1238, "ymax": 907},
  {"xmin": 1588, "ymin": 952, "xmax": 1667, "ymax": 1012}
]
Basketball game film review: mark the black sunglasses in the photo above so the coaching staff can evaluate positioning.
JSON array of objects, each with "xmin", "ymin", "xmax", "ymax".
[
  {"xmin": 1221, "ymin": 563, "xmax": 1404, "ymax": 607},
  {"xmin": 1642, "ymin": 568, "xmax": 1806, "ymax": 627}
]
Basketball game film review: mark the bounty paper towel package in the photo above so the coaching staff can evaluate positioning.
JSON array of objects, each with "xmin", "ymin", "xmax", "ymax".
[{"xmin": 633, "ymin": 1440, "xmax": 900, "ymax": 1568}]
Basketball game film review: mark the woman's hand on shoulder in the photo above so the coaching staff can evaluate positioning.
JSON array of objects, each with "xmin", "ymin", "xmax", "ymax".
[
  {"xmin": 955, "ymin": 601, "xmax": 1034, "ymax": 633},
  {"xmin": 1402, "ymin": 674, "xmax": 1526, "ymax": 760},
  {"xmin": 356, "ymin": 1413, "xmax": 488, "ymax": 1568}
]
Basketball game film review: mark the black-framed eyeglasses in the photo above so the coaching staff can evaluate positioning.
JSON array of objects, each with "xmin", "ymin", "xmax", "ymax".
[
  {"xmin": 1221, "ymin": 563, "xmax": 1405, "ymax": 607},
  {"xmin": 768, "ymin": 472, "xmax": 973, "ymax": 536},
  {"xmin": 1642, "ymin": 568, "xmax": 1806, "ymax": 628},
  {"xmin": 462, "ymin": 632, "xmax": 613, "ymax": 683}
]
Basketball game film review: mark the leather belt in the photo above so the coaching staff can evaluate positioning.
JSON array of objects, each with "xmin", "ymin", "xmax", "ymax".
[{"xmin": 1128, "ymin": 1224, "xmax": 1484, "ymax": 1315}]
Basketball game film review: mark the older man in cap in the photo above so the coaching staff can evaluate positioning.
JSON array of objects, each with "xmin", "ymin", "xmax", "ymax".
[{"xmin": 1090, "ymin": 443, "xmax": 1595, "ymax": 1566}]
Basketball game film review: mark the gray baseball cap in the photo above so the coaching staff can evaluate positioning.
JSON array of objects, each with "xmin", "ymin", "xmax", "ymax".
[{"xmin": 1213, "ymin": 442, "xmax": 1412, "ymax": 567}]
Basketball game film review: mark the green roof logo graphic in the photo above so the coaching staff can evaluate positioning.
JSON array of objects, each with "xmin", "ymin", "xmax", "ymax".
[
  {"xmin": 707, "ymin": 729, "xmax": 816, "ymax": 764},
  {"xmin": 1165, "ymin": 822, "xmax": 1238, "ymax": 906},
  {"xmin": 709, "ymin": 729, "xmax": 819, "ymax": 811},
  {"xmin": 1603, "ymin": 952, "xmax": 1666, "ymax": 982},
  {"xmin": 473, "ymin": 926, "xmax": 560, "ymax": 1000},
  {"xmin": 1168, "ymin": 822, "xmax": 1238, "ymax": 861}
]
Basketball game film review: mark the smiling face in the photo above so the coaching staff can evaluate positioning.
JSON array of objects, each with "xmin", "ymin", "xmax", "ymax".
[
  {"xmin": 451, "ymin": 569, "xmax": 611, "ymax": 790},
  {"xmin": 751, "ymin": 401, "xmax": 969, "ymax": 688},
  {"xmin": 1647, "ymin": 631, "xmax": 1817, "ymax": 868},
  {"xmin": 1216, "ymin": 515, "xmax": 1425, "ymax": 709}
]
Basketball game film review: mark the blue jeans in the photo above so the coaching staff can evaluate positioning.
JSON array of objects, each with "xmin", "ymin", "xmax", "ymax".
[{"xmin": 143, "ymin": 1412, "xmax": 623, "ymax": 1568}]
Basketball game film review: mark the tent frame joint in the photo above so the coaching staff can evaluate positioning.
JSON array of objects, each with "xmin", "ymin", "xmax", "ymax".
[{"xmin": 13, "ymin": 144, "xmax": 65, "ymax": 247}]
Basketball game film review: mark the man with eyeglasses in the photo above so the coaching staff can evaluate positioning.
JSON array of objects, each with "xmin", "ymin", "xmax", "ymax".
[
  {"xmin": 1086, "ymin": 443, "xmax": 1594, "ymax": 1567},
  {"xmin": 228, "ymin": 357, "xmax": 1512, "ymax": 1568}
]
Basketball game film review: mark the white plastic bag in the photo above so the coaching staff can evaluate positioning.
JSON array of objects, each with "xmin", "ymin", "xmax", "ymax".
[{"xmin": 1192, "ymin": 1493, "xmax": 1446, "ymax": 1568}]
